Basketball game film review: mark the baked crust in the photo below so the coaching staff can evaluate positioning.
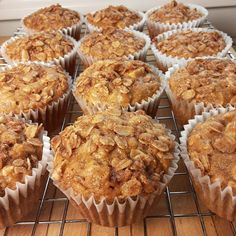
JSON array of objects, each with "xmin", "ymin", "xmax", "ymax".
[
  {"xmin": 23, "ymin": 4, "xmax": 80, "ymax": 32},
  {"xmin": 74, "ymin": 60, "xmax": 161, "ymax": 108},
  {"xmin": 5, "ymin": 32, "xmax": 73, "ymax": 62},
  {"xmin": 187, "ymin": 110, "xmax": 236, "ymax": 194},
  {"xmin": 51, "ymin": 109, "xmax": 175, "ymax": 201},
  {"xmin": 0, "ymin": 63, "xmax": 69, "ymax": 114},
  {"xmin": 0, "ymin": 116, "xmax": 43, "ymax": 196},
  {"xmin": 79, "ymin": 29, "xmax": 145, "ymax": 60},
  {"xmin": 155, "ymin": 30, "xmax": 226, "ymax": 59},
  {"xmin": 169, "ymin": 58, "xmax": 236, "ymax": 106},
  {"xmin": 87, "ymin": 5, "xmax": 141, "ymax": 30},
  {"xmin": 149, "ymin": 0, "xmax": 202, "ymax": 24}
]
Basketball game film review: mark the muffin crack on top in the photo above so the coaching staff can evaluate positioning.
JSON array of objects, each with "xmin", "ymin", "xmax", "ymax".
[
  {"xmin": 149, "ymin": 0, "xmax": 203, "ymax": 24},
  {"xmin": 51, "ymin": 109, "xmax": 176, "ymax": 201},
  {"xmin": 74, "ymin": 60, "xmax": 161, "ymax": 108},
  {"xmin": 86, "ymin": 5, "xmax": 141, "ymax": 30},
  {"xmin": 23, "ymin": 4, "xmax": 81, "ymax": 31},
  {"xmin": 0, "ymin": 116, "xmax": 43, "ymax": 196},
  {"xmin": 187, "ymin": 110, "xmax": 236, "ymax": 194}
]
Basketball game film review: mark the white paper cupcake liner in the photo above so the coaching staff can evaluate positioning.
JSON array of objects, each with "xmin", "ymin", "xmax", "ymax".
[
  {"xmin": 165, "ymin": 57, "xmax": 236, "ymax": 125},
  {"xmin": 146, "ymin": 4, "xmax": 208, "ymax": 39},
  {"xmin": 0, "ymin": 62, "xmax": 72, "ymax": 133},
  {"xmin": 0, "ymin": 33, "xmax": 78, "ymax": 76},
  {"xmin": 180, "ymin": 105, "xmax": 236, "ymax": 221},
  {"xmin": 85, "ymin": 10, "xmax": 146, "ymax": 32},
  {"xmin": 151, "ymin": 28, "xmax": 233, "ymax": 72},
  {"xmin": 0, "ymin": 116, "xmax": 50, "ymax": 228},
  {"xmin": 72, "ymin": 63, "xmax": 165, "ymax": 117},
  {"xmin": 21, "ymin": 13, "xmax": 84, "ymax": 41},
  {"xmin": 47, "ymin": 128, "xmax": 179, "ymax": 227},
  {"xmin": 77, "ymin": 29, "xmax": 151, "ymax": 67}
]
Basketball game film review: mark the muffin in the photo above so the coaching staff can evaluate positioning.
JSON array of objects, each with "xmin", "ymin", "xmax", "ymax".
[
  {"xmin": 86, "ymin": 5, "xmax": 145, "ymax": 32},
  {"xmin": 0, "ymin": 62, "xmax": 71, "ymax": 132},
  {"xmin": 48, "ymin": 109, "xmax": 179, "ymax": 226},
  {"xmin": 151, "ymin": 28, "xmax": 232, "ymax": 71},
  {"xmin": 1, "ymin": 32, "xmax": 77, "ymax": 76},
  {"xmin": 166, "ymin": 58, "xmax": 236, "ymax": 125},
  {"xmin": 146, "ymin": 0, "xmax": 208, "ymax": 38},
  {"xmin": 77, "ymin": 28, "xmax": 150, "ymax": 67},
  {"xmin": 0, "ymin": 115, "xmax": 50, "ymax": 228},
  {"xmin": 22, "ymin": 4, "xmax": 83, "ymax": 40},
  {"xmin": 180, "ymin": 106, "xmax": 236, "ymax": 221},
  {"xmin": 73, "ymin": 60, "xmax": 165, "ymax": 117}
]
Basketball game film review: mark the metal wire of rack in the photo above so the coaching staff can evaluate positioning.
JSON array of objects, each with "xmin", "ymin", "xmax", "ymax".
[{"xmin": 0, "ymin": 21, "xmax": 235, "ymax": 236}]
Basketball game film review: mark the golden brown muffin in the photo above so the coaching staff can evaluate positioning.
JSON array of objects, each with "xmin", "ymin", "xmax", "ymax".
[
  {"xmin": 79, "ymin": 28, "xmax": 145, "ymax": 60},
  {"xmin": 149, "ymin": 0, "xmax": 202, "ymax": 24},
  {"xmin": 0, "ymin": 63, "xmax": 69, "ymax": 114},
  {"xmin": 74, "ymin": 60, "xmax": 161, "ymax": 110},
  {"xmin": 5, "ymin": 32, "xmax": 73, "ymax": 62},
  {"xmin": 187, "ymin": 109, "xmax": 236, "ymax": 194},
  {"xmin": 87, "ymin": 5, "xmax": 141, "ymax": 30},
  {"xmin": 169, "ymin": 58, "xmax": 236, "ymax": 106},
  {"xmin": 23, "ymin": 4, "xmax": 81, "ymax": 32},
  {"xmin": 0, "ymin": 115, "xmax": 43, "ymax": 196},
  {"xmin": 51, "ymin": 109, "xmax": 175, "ymax": 201},
  {"xmin": 155, "ymin": 30, "xmax": 226, "ymax": 59}
]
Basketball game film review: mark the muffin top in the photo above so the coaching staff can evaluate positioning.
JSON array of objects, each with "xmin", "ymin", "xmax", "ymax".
[
  {"xmin": 51, "ymin": 109, "xmax": 175, "ymax": 201},
  {"xmin": 0, "ymin": 115, "xmax": 43, "ymax": 196},
  {"xmin": 79, "ymin": 28, "xmax": 145, "ymax": 60},
  {"xmin": 149, "ymin": 0, "xmax": 202, "ymax": 24},
  {"xmin": 5, "ymin": 32, "xmax": 74, "ymax": 62},
  {"xmin": 74, "ymin": 60, "xmax": 161, "ymax": 108},
  {"xmin": 169, "ymin": 58, "xmax": 236, "ymax": 106},
  {"xmin": 155, "ymin": 30, "xmax": 226, "ymax": 59},
  {"xmin": 86, "ymin": 5, "xmax": 141, "ymax": 30},
  {"xmin": 0, "ymin": 63, "xmax": 69, "ymax": 114},
  {"xmin": 23, "ymin": 4, "xmax": 81, "ymax": 32},
  {"xmin": 188, "ymin": 110, "xmax": 236, "ymax": 194}
]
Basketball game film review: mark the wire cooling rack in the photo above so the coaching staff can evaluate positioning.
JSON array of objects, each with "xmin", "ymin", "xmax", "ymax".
[{"xmin": 0, "ymin": 21, "xmax": 236, "ymax": 236}]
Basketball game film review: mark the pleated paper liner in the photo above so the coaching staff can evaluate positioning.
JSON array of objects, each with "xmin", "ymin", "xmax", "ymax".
[
  {"xmin": 47, "ymin": 130, "xmax": 180, "ymax": 227},
  {"xmin": 146, "ymin": 4, "xmax": 208, "ymax": 39},
  {"xmin": 0, "ymin": 33, "xmax": 78, "ymax": 77},
  {"xmin": 165, "ymin": 57, "xmax": 236, "ymax": 125},
  {"xmin": 151, "ymin": 28, "xmax": 233, "ymax": 72},
  {"xmin": 77, "ymin": 29, "xmax": 151, "ymax": 68},
  {"xmin": 0, "ymin": 116, "xmax": 50, "ymax": 228},
  {"xmin": 180, "ymin": 105, "xmax": 236, "ymax": 221},
  {"xmin": 0, "ymin": 62, "xmax": 72, "ymax": 133},
  {"xmin": 85, "ymin": 10, "xmax": 146, "ymax": 33},
  {"xmin": 72, "ymin": 63, "xmax": 166, "ymax": 118}
]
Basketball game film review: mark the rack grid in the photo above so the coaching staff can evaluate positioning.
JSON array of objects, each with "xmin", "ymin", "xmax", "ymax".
[{"xmin": 0, "ymin": 21, "xmax": 235, "ymax": 236}]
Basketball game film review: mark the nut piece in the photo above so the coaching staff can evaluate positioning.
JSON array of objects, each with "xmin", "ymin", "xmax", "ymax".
[{"xmin": 181, "ymin": 89, "xmax": 196, "ymax": 100}]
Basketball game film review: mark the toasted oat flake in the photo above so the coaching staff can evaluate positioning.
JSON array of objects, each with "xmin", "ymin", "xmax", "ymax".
[
  {"xmin": 169, "ymin": 58, "xmax": 236, "ymax": 106},
  {"xmin": 87, "ymin": 5, "xmax": 141, "ymax": 30},
  {"xmin": 0, "ymin": 116, "xmax": 43, "ymax": 196},
  {"xmin": 51, "ymin": 109, "xmax": 175, "ymax": 201},
  {"xmin": 79, "ymin": 29, "xmax": 145, "ymax": 60},
  {"xmin": 187, "ymin": 110, "xmax": 236, "ymax": 194},
  {"xmin": 23, "ymin": 4, "xmax": 81, "ymax": 32},
  {"xmin": 5, "ymin": 32, "xmax": 73, "ymax": 62},
  {"xmin": 74, "ymin": 60, "xmax": 161, "ymax": 108},
  {"xmin": 149, "ymin": 0, "xmax": 202, "ymax": 24},
  {"xmin": 0, "ymin": 63, "xmax": 69, "ymax": 114},
  {"xmin": 155, "ymin": 30, "xmax": 226, "ymax": 59}
]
